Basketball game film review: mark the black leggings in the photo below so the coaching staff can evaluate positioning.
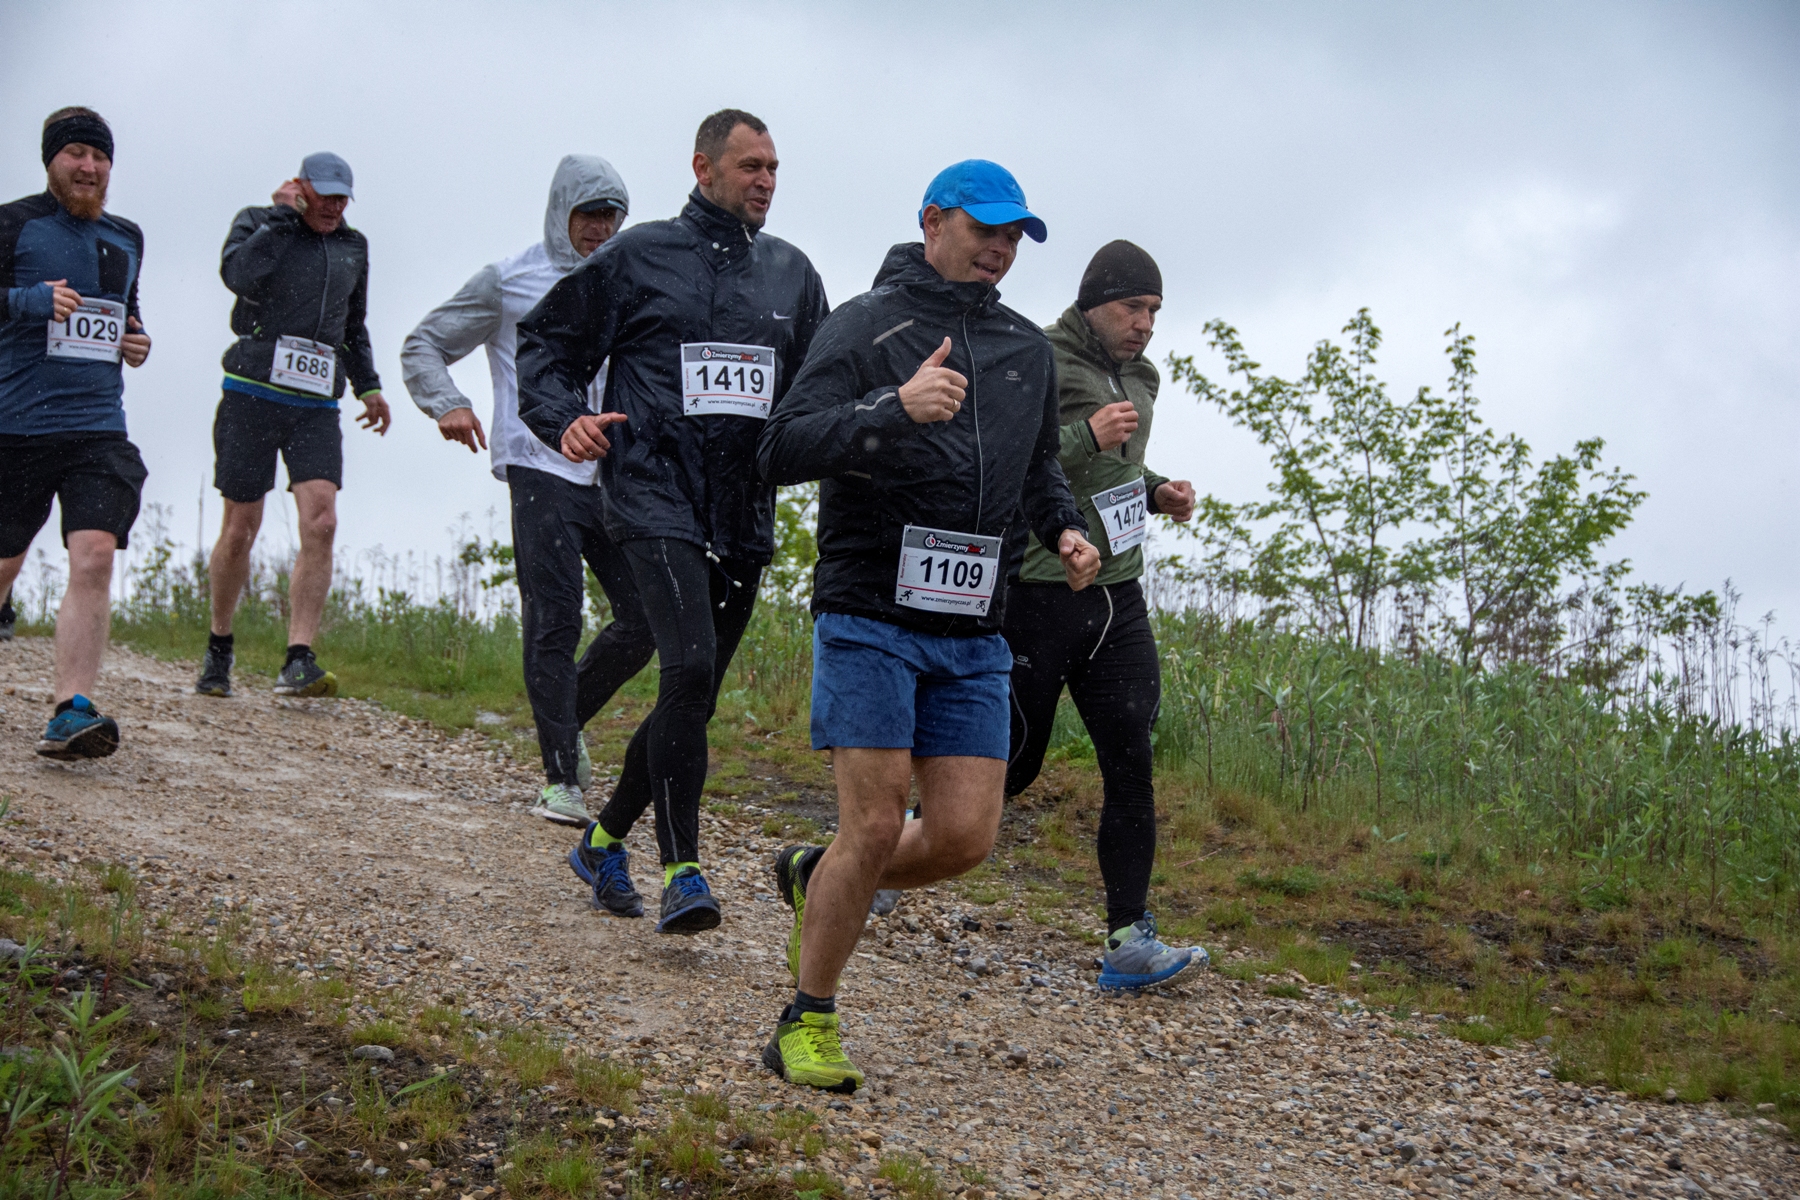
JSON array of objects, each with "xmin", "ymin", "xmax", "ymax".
[
  {"xmin": 596, "ymin": 537, "xmax": 761, "ymax": 867},
  {"xmin": 1003, "ymin": 579, "xmax": 1161, "ymax": 934},
  {"xmin": 510, "ymin": 468, "xmax": 656, "ymax": 786}
]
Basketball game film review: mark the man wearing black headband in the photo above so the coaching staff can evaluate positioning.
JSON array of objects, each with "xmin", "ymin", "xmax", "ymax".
[{"xmin": 0, "ymin": 106, "xmax": 153, "ymax": 760}]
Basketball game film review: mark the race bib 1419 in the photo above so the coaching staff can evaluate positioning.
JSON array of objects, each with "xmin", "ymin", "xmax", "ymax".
[
  {"xmin": 894, "ymin": 525, "xmax": 1002, "ymax": 616},
  {"xmin": 681, "ymin": 342, "xmax": 776, "ymax": 418}
]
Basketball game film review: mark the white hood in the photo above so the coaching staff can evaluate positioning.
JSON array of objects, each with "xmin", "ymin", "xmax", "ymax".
[{"xmin": 543, "ymin": 154, "xmax": 630, "ymax": 273}]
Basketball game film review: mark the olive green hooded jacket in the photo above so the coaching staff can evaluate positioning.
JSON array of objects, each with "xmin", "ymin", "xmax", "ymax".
[{"xmin": 1017, "ymin": 304, "xmax": 1172, "ymax": 586}]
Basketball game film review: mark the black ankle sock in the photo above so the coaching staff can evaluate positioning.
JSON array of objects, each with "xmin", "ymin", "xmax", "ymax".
[
  {"xmin": 797, "ymin": 845, "xmax": 825, "ymax": 892},
  {"xmin": 208, "ymin": 632, "xmax": 234, "ymax": 653},
  {"xmin": 284, "ymin": 643, "xmax": 310, "ymax": 666},
  {"xmin": 53, "ymin": 698, "xmax": 74, "ymax": 716},
  {"xmin": 790, "ymin": 989, "xmax": 836, "ymax": 1018}
]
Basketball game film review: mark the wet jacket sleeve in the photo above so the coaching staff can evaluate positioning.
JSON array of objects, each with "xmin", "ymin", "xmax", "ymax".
[
  {"xmin": 339, "ymin": 246, "xmax": 381, "ymax": 397},
  {"xmin": 219, "ymin": 206, "xmax": 297, "ymax": 299},
  {"xmin": 4, "ymin": 283, "xmax": 53, "ymax": 323},
  {"xmin": 1024, "ymin": 370, "xmax": 1088, "ymax": 551},
  {"xmin": 402, "ymin": 264, "xmax": 503, "ymax": 419},
  {"xmin": 758, "ymin": 308, "xmax": 921, "ymax": 486},
  {"xmin": 516, "ymin": 258, "xmax": 621, "ymax": 450}
]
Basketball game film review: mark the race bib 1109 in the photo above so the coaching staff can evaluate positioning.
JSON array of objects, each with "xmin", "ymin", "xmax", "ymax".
[
  {"xmin": 681, "ymin": 342, "xmax": 776, "ymax": 418},
  {"xmin": 894, "ymin": 525, "xmax": 1001, "ymax": 616},
  {"xmin": 270, "ymin": 334, "xmax": 336, "ymax": 397},
  {"xmin": 46, "ymin": 298, "xmax": 125, "ymax": 363},
  {"xmin": 1092, "ymin": 476, "xmax": 1149, "ymax": 554}
]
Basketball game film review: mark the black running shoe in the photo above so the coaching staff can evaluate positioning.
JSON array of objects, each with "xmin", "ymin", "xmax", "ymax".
[
  {"xmin": 568, "ymin": 824, "xmax": 645, "ymax": 918},
  {"xmin": 274, "ymin": 650, "xmax": 337, "ymax": 697},
  {"xmin": 657, "ymin": 867, "xmax": 721, "ymax": 935},
  {"xmin": 195, "ymin": 645, "xmax": 233, "ymax": 697}
]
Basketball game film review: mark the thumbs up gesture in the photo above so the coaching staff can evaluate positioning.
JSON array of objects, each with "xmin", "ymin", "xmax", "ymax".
[{"xmin": 899, "ymin": 337, "xmax": 968, "ymax": 424}]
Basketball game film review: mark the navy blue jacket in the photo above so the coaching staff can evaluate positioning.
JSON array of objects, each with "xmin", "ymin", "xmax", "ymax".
[
  {"xmin": 758, "ymin": 243, "xmax": 1085, "ymax": 637},
  {"xmin": 515, "ymin": 190, "xmax": 829, "ymax": 564},
  {"xmin": 0, "ymin": 192, "xmax": 143, "ymax": 437}
]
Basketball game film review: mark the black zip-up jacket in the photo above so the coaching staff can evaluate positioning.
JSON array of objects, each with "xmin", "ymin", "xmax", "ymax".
[
  {"xmin": 516, "ymin": 189, "xmax": 829, "ymax": 565},
  {"xmin": 758, "ymin": 243, "xmax": 1086, "ymax": 637},
  {"xmin": 218, "ymin": 205, "xmax": 381, "ymax": 400}
]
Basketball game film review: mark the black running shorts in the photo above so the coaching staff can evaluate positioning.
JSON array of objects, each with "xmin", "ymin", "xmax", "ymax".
[
  {"xmin": 0, "ymin": 434, "xmax": 148, "ymax": 558},
  {"xmin": 211, "ymin": 391, "xmax": 342, "ymax": 503}
]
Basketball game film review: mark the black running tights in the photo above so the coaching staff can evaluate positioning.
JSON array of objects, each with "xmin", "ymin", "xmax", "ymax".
[
  {"xmin": 1003, "ymin": 579, "xmax": 1161, "ymax": 934},
  {"xmin": 596, "ymin": 537, "xmax": 761, "ymax": 866}
]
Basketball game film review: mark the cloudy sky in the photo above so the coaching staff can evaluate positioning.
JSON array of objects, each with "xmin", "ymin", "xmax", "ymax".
[{"xmin": 4, "ymin": 2, "xmax": 1796, "ymax": 624}]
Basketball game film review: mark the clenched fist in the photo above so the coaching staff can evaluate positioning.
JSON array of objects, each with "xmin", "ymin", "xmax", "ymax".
[
  {"xmin": 1059, "ymin": 529, "xmax": 1100, "ymax": 591},
  {"xmin": 899, "ymin": 337, "xmax": 967, "ymax": 423},
  {"xmin": 1087, "ymin": 400, "xmax": 1139, "ymax": 451},
  {"xmin": 560, "ymin": 411, "xmax": 630, "ymax": 463}
]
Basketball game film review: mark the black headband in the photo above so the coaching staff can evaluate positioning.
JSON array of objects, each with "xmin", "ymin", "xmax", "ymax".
[{"xmin": 42, "ymin": 116, "xmax": 113, "ymax": 168}]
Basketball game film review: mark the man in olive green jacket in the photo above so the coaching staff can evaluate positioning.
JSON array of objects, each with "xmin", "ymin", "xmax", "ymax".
[{"xmin": 1003, "ymin": 239, "xmax": 1202, "ymax": 991}]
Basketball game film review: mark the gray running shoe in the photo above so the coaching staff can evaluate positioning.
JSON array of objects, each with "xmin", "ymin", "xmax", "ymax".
[
  {"xmin": 869, "ymin": 889, "xmax": 901, "ymax": 916},
  {"xmin": 273, "ymin": 651, "xmax": 338, "ymax": 697},
  {"xmin": 532, "ymin": 782, "xmax": 591, "ymax": 827},
  {"xmin": 576, "ymin": 737, "xmax": 594, "ymax": 792},
  {"xmin": 195, "ymin": 645, "xmax": 233, "ymax": 697},
  {"xmin": 1097, "ymin": 912, "xmax": 1198, "ymax": 992}
]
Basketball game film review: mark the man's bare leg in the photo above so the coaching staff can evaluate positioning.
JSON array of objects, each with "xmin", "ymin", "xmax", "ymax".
[
  {"xmin": 0, "ymin": 555, "xmax": 25, "ymax": 617},
  {"xmin": 51, "ymin": 530, "xmax": 118, "ymax": 703},
  {"xmin": 286, "ymin": 480, "xmax": 338, "ymax": 646},
  {"xmin": 796, "ymin": 751, "xmax": 1005, "ymax": 999},
  {"xmin": 208, "ymin": 498, "xmax": 264, "ymax": 636}
]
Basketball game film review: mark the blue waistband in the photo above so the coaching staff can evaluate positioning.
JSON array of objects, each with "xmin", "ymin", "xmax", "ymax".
[{"xmin": 222, "ymin": 374, "xmax": 339, "ymax": 409}]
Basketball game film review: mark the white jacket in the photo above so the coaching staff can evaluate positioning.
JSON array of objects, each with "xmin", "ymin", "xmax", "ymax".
[{"xmin": 401, "ymin": 154, "xmax": 630, "ymax": 485}]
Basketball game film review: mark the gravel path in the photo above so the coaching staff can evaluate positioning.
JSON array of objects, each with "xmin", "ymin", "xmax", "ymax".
[{"xmin": 2, "ymin": 638, "xmax": 1795, "ymax": 1199}]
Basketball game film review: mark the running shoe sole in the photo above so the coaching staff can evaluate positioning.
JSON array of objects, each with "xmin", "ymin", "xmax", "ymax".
[
  {"xmin": 774, "ymin": 844, "xmax": 815, "ymax": 979},
  {"xmin": 36, "ymin": 719, "xmax": 120, "ymax": 761},
  {"xmin": 531, "ymin": 803, "xmax": 590, "ymax": 828},
  {"xmin": 1098, "ymin": 953, "xmax": 1197, "ymax": 992},
  {"xmin": 566, "ymin": 845, "xmax": 644, "ymax": 918},
  {"xmin": 761, "ymin": 1029, "xmax": 861, "ymax": 1094},
  {"xmin": 273, "ymin": 671, "xmax": 338, "ymax": 698},
  {"xmin": 195, "ymin": 683, "xmax": 231, "ymax": 698},
  {"xmin": 657, "ymin": 896, "xmax": 721, "ymax": 935}
]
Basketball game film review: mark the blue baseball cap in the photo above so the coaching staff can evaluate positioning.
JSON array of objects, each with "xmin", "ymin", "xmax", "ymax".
[
  {"xmin": 918, "ymin": 159, "xmax": 1046, "ymax": 243},
  {"xmin": 299, "ymin": 151, "xmax": 354, "ymax": 199}
]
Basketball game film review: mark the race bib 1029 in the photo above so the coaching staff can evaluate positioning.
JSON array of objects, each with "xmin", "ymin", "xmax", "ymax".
[
  {"xmin": 894, "ymin": 525, "xmax": 1002, "ymax": 616},
  {"xmin": 46, "ymin": 298, "xmax": 126, "ymax": 363},
  {"xmin": 681, "ymin": 342, "xmax": 776, "ymax": 418},
  {"xmin": 1092, "ymin": 476, "xmax": 1149, "ymax": 554},
  {"xmin": 270, "ymin": 334, "xmax": 336, "ymax": 397}
]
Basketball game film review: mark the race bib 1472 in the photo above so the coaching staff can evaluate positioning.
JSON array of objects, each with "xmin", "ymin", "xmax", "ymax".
[
  {"xmin": 681, "ymin": 342, "xmax": 776, "ymax": 418},
  {"xmin": 894, "ymin": 525, "xmax": 1002, "ymax": 616},
  {"xmin": 1092, "ymin": 476, "xmax": 1149, "ymax": 554},
  {"xmin": 46, "ymin": 298, "xmax": 125, "ymax": 363}
]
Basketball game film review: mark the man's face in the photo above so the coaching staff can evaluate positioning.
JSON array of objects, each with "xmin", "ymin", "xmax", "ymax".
[
  {"xmin": 568, "ymin": 205, "xmax": 622, "ymax": 258},
  {"xmin": 299, "ymin": 180, "xmax": 349, "ymax": 234},
  {"xmin": 922, "ymin": 206, "xmax": 1023, "ymax": 286},
  {"xmin": 693, "ymin": 124, "xmax": 778, "ymax": 229},
  {"xmin": 1084, "ymin": 295, "xmax": 1162, "ymax": 364},
  {"xmin": 46, "ymin": 143, "xmax": 110, "ymax": 221}
]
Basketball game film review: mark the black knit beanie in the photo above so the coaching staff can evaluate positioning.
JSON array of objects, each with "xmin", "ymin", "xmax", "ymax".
[
  {"xmin": 42, "ymin": 113, "xmax": 114, "ymax": 167},
  {"xmin": 1077, "ymin": 239, "xmax": 1161, "ymax": 311}
]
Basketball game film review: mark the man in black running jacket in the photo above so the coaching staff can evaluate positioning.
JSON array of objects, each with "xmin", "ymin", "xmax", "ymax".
[{"xmin": 516, "ymin": 108, "xmax": 829, "ymax": 937}]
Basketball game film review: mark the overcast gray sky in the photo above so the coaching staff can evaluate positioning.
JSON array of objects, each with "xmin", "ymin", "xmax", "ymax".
[{"xmin": 4, "ymin": 2, "xmax": 1796, "ymax": 624}]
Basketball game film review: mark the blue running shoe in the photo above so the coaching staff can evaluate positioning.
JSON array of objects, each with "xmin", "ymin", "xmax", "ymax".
[
  {"xmin": 657, "ymin": 866, "xmax": 721, "ymax": 935},
  {"xmin": 1097, "ymin": 912, "xmax": 1198, "ymax": 992},
  {"xmin": 36, "ymin": 695, "xmax": 120, "ymax": 761},
  {"xmin": 567, "ymin": 824, "xmax": 644, "ymax": 918}
]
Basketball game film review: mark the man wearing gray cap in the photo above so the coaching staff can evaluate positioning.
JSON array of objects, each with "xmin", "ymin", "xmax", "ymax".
[
  {"xmin": 402, "ymin": 155, "xmax": 654, "ymax": 831},
  {"xmin": 198, "ymin": 151, "xmax": 390, "ymax": 701}
]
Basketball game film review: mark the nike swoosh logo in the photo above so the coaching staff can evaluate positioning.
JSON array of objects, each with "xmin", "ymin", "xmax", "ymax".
[{"xmin": 772, "ymin": 311, "xmax": 792, "ymax": 319}]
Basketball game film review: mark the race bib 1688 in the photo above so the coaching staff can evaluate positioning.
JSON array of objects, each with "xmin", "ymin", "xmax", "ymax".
[{"xmin": 270, "ymin": 334, "xmax": 337, "ymax": 397}]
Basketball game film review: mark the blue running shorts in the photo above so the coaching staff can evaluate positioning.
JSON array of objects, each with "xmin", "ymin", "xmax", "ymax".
[{"xmin": 810, "ymin": 612, "xmax": 1012, "ymax": 760}]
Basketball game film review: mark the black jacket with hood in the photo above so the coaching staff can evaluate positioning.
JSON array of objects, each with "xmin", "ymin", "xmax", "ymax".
[
  {"xmin": 758, "ymin": 242, "xmax": 1086, "ymax": 637},
  {"xmin": 515, "ymin": 189, "xmax": 829, "ymax": 565},
  {"xmin": 218, "ymin": 205, "xmax": 380, "ymax": 401}
]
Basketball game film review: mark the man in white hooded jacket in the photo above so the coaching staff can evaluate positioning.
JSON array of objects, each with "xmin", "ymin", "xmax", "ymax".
[{"xmin": 402, "ymin": 155, "xmax": 655, "ymax": 841}]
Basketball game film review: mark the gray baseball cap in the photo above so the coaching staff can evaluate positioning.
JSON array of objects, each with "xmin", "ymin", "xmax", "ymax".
[{"xmin": 299, "ymin": 151, "xmax": 354, "ymax": 199}]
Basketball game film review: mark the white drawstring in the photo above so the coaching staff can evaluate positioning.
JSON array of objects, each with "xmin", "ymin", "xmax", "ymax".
[{"xmin": 1088, "ymin": 584, "xmax": 1114, "ymax": 661}]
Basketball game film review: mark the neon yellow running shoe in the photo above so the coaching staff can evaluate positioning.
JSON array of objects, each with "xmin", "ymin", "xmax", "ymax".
[
  {"xmin": 761, "ymin": 1010, "xmax": 864, "ymax": 1093},
  {"xmin": 773, "ymin": 844, "xmax": 822, "ymax": 979}
]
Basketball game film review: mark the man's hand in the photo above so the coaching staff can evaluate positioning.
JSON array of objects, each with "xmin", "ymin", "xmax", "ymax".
[
  {"xmin": 1154, "ymin": 479, "xmax": 1195, "ymax": 523},
  {"xmin": 560, "ymin": 411, "xmax": 630, "ymax": 463},
  {"xmin": 899, "ymin": 337, "xmax": 967, "ymax": 424},
  {"xmin": 356, "ymin": 391, "xmax": 392, "ymax": 435},
  {"xmin": 121, "ymin": 317, "xmax": 151, "ymax": 368},
  {"xmin": 46, "ymin": 279, "xmax": 82, "ymax": 322},
  {"xmin": 272, "ymin": 178, "xmax": 306, "ymax": 211},
  {"xmin": 1058, "ymin": 529, "xmax": 1101, "ymax": 591},
  {"xmin": 1087, "ymin": 401, "xmax": 1139, "ymax": 451},
  {"xmin": 438, "ymin": 408, "xmax": 488, "ymax": 453}
]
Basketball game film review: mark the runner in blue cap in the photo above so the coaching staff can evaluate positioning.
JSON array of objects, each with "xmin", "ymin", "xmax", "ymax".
[{"xmin": 755, "ymin": 159, "xmax": 1098, "ymax": 1092}]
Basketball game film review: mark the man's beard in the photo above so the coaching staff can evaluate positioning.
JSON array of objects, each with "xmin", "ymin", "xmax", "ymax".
[{"xmin": 48, "ymin": 174, "xmax": 106, "ymax": 221}]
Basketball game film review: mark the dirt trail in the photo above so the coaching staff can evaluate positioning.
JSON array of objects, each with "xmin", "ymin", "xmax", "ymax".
[{"xmin": 1, "ymin": 637, "xmax": 1795, "ymax": 1200}]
